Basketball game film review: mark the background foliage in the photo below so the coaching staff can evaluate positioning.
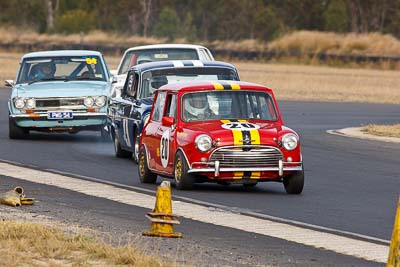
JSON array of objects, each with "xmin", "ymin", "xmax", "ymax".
[{"xmin": 1, "ymin": 0, "xmax": 400, "ymax": 41}]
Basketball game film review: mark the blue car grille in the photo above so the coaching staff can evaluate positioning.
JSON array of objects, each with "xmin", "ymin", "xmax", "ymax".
[{"xmin": 36, "ymin": 98, "xmax": 85, "ymax": 109}]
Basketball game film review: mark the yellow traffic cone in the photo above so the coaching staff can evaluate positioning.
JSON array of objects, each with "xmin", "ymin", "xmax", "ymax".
[
  {"xmin": 0, "ymin": 187, "xmax": 24, "ymax": 207},
  {"xmin": 143, "ymin": 181, "xmax": 182, "ymax": 238},
  {"xmin": 20, "ymin": 197, "xmax": 35, "ymax": 205},
  {"xmin": 0, "ymin": 187, "xmax": 35, "ymax": 207},
  {"xmin": 387, "ymin": 197, "xmax": 400, "ymax": 267}
]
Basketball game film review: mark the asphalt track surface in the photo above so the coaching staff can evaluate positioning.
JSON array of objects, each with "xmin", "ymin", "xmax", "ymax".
[{"xmin": 1, "ymin": 87, "xmax": 399, "ymax": 266}]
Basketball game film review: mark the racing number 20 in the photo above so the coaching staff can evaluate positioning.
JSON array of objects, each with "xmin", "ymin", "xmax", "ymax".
[
  {"xmin": 161, "ymin": 137, "xmax": 168, "ymax": 160},
  {"xmin": 228, "ymin": 122, "xmax": 256, "ymax": 129},
  {"xmin": 160, "ymin": 130, "xmax": 170, "ymax": 168},
  {"xmin": 221, "ymin": 122, "xmax": 260, "ymax": 131}
]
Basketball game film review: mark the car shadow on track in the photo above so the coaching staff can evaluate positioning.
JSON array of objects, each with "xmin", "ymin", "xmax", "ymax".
[
  {"xmin": 157, "ymin": 178, "xmax": 288, "ymax": 195},
  {"xmin": 8, "ymin": 132, "xmax": 111, "ymax": 143}
]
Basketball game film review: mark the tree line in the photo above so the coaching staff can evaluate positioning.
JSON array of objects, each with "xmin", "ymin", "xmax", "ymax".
[{"xmin": 1, "ymin": 0, "xmax": 400, "ymax": 42}]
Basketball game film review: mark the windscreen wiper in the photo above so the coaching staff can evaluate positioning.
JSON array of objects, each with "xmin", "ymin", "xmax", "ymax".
[
  {"xmin": 28, "ymin": 77, "xmax": 69, "ymax": 85},
  {"xmin": 67, "ymin": 77, "xmax": 102, "ymax": 81}
]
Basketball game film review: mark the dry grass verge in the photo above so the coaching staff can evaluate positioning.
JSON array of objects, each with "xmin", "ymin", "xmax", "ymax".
[
  {"xmin": 3, "ymin": 27, "xmax": 400, "ymax": 56},
  {"xmin": 0, "ymin": 27, "xmax": 165, "ymax": 48},
  {"xmin": 0, "ymin": 220, "xmax": 166, "ymax": 266},
  {"xmin": 234, "ymin": 61, "xmax": 400, "ymax": 104},
  {"xmin": 0, "ymin": 52, "xmax": 21, "ymax": 82},
  {"xmin": 268, "ymin": 31, "xmax": 400, "ymax": 57},
  {"xmin": 362, "ymin": 124, "xmax": 400, "ymax": 138}
]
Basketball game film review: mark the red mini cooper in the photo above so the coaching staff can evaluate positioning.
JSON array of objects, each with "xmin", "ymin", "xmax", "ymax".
[{"xmin": 138, "ymin": 81, "xmax": 304, "ymax": 194}]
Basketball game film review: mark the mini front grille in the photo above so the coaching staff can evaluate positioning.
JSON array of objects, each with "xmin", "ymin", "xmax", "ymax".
[
  {"xmin": 35, "ymin": 98, "xmax": 85, "ymax": 110},
  {"xmin": 209, "ymin": 146, "xmax": 283, "ymax": 167}
]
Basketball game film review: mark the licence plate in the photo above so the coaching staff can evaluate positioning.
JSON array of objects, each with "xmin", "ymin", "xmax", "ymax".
[{"xmin": 47, "ymin": 111, "xmax": 73, "ymax": 120}]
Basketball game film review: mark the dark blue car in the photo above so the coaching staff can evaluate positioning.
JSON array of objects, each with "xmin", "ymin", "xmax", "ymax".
[{"xmin": 108, "ymin": 60, "xmax": 240, "ymax": 162}]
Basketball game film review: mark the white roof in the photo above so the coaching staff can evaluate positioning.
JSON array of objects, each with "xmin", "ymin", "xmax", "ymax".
[
  {"xmin": 125, "ymin": 44, "xmax": 209, "ymax": 52},
  {"xmin": 22, "ymin": 50, "xmax": 102, "ymax": 59}
]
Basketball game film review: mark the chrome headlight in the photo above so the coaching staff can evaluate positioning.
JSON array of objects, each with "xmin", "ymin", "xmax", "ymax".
[
  {"xmin": 282, "ymin": 133, "xmax": 298, "ymax": 151},
  {"xmin": 14, "ymin": 98, "xmax": 25, "ymax": 109},
  {"xmin": 195, "ymin": 134, "xmax": 212, "ymax": 152},
  {"xmin": 95, "ymin": 96, "xmax": 107, "ymax": 107},
  {"xmin": 25, "ymin": 98, "xmax": 36, "ymax": 109},
  {"xmin": 84, "ymin": 97, "xmax": 95, "ymax": 107}
]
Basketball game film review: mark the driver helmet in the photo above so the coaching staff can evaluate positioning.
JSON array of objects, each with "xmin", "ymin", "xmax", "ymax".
[
  {"xmin": 150, "ymin": 76, "xmax": 168, "ymax": 89},
  {"xmin": 34, "ymin": 62, "xmax": 56, "ymax": 78},
  {"xmin": 184, "ymin": 93, "xmax": 209, "ymax": 118},
  {"xmin": 137, "ymin": 54, "xmax": 152, "ymax": 65}
]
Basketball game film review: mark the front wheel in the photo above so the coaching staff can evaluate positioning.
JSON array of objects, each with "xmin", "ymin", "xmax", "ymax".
[
  {"xmin": 133, "ymin": 129, "xmax": 140, "ymax": 164},
  {"xmin": 113, "ymin": 131, "xmax": 132, "ymax": 158},
  {"xmin": 174, "ymin": 151, "xmax": 194, "ymax": 190},
  {"xmin": 9, "ymin": 118, "xmax": 28, "ymax": 139},
  {"xmin": 283, "ymin": 166, "xmax": 304, "ymax": 194},
  {"xmin": 138, "ymin": 146, "xmax": 157, "ymax": 183}
]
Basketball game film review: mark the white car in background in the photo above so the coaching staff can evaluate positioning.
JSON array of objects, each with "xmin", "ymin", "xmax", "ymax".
[{"xmin": 110, "ymin": 44, "xmax": 214, "ymax": 97}]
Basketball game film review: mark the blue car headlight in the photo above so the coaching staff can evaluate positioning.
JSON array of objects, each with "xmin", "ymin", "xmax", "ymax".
[
  {"xmin": 14, "ymin": 98, "xmax": 25, "ymax": 109},
  {"xmin": 84, "ymin": 97, "xmax": 95, "ymax": 107},
  {"xmin": 95, "ymin": 96, "xmax": 107, "ymax": 107},
  {"xmin": 25, "ymin": 98, "xmax": 36, "ymax": 109}
]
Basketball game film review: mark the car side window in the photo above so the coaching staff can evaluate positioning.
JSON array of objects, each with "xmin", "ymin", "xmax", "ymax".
[
  {"xmin": 205, "ymin": 49, "xmax": 214, "ymax": 60},
  {"xmin": 152, "ymin": 92, "xmax": 166, "ymax": 122},
  {"xmin": 164, "ymin": 94, "xmax": 177, "ymax": 120},
  {"xmin": 119, "ymin": 52, "xmax": 133, "ymax": 75},
  {"xmin": 102, "ymin": 55, "xmax": 110, "ymax": 79},
  {"xmin": 199, "ymin": 49, "xmax": 212, "ymax": 61}
]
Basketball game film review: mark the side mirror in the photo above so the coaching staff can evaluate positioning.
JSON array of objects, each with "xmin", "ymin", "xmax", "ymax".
[
  {"xmin": 162, "ymin": 116, "xmax": 175, "ymax": 127},
  {"xmin": 5, "ymin": 80, "xmax": 15, "ymax": 87}
]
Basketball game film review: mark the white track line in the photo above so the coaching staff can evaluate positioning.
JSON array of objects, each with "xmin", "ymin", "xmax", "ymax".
[
  {"xmin": 42, "ymin": 167, "xmax": 389, "ymax": 245},
  {"xmin": 0, "ymin": 162, "xmax": 389, "ymax": 263}
]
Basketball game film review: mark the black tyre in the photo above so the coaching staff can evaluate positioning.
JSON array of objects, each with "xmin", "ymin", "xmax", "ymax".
[
  {"xmin": 9, "ymin": 118, "xmax": 28, "ymax": 139},
  {"xmin": 133, "ymin": 129, "xmax": 140, "ymax": 164},
  {"xmin": 138, "ymin": 146, "xmax": 157, "ymax": 183},
  {"xmin": 283, "ymin": 167, "xmax": 304, "ymax": 194},
  {"xmin": 174, "ymin": 151, "xmax": 194, "ymax": 190},
  {"xmin": 113, "ymin": 131, "xmax": 132, "ymax": 158}
]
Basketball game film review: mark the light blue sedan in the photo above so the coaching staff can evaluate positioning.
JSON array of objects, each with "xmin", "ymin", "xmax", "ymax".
[{"xmin": 6, "ymin": 50, "xmax": 112, "ymax": 139}]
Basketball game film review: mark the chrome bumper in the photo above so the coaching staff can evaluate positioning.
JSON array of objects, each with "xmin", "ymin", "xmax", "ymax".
[{"xmin": 188, "ymin": 159, "xmax": 302, "ymax": 177}]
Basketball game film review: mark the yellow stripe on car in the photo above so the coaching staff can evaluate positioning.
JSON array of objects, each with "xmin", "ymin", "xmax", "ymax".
[
  {"xmin": 249, "ymin": 128, "xmax": 261, "ymax": 145},
  {"xmin": 212, "ymin": 82, "xmax": 224, "ymax": 90},
  {"xmin": 232, "ymin": 123, "xmax": 245, "ymax": 179},
  {"xmin": 221, "ymin": 120, "xmax": 244, "ymax": 179},
  {"xmin": 242, "ymin": 120, "xmax": 261, "ymax": 179},
  {"xmin": 226, "ymin": 81, "xmax": 241, "ymax": 90}
]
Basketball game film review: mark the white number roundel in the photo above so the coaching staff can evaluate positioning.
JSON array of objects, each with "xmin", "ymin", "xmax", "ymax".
[
  {"xmin": 160, "ymin": 129, "xmax": 170, "ymax": 168},
  {"xmin": 221, "ymin": 122, "xmax": 260, "ymax": 130}
]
